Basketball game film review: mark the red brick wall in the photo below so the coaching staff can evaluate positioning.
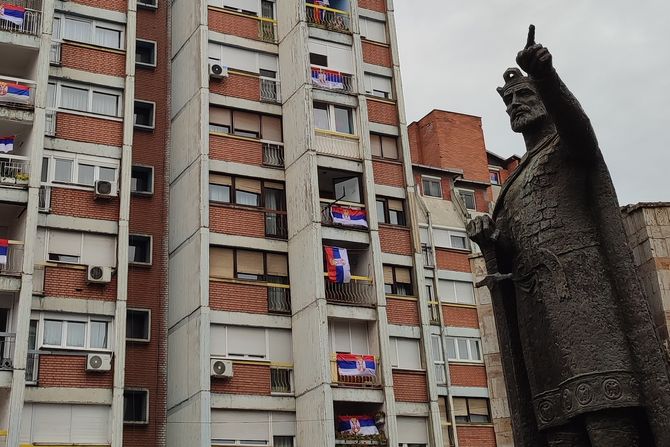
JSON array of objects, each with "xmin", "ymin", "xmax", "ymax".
[
  {"xmin": 443, "ymin": 305, "xmax": 479, "ymax": 328},
  {"xmin": 408, "ymin": 122, "xmax": 421, "ymax": 163},
  {"xmin": 367, "ymin": 99, "xmax": 399, "ymax": 126},
  {"xmin": 210, "ymin": 205, "xmax": 266, "ymax": 238},
  {"xmin": 72, "ymin": 0, "xmax": 126, "ymax": 11},
  {"xmin": 209, "ymin": 134, "xmax": 263, "ymax": 165},
  {"xmin": 392, "ymin": 370, "xmax": 428, "ymax": 402},
  {"xmin": 211, "ymin": 362, "xmax": 271, "ymax": 395},
  {"xmin": 379, "ymin": 225, "xmax": 412, "ymax": 256},
  {"xmin": 373, "ymin": 160, "xmax": 405, "ymax": 188},
  {"xmin": 456, "ymin": 425, "xmax": 497, "ymax": 447},
  {"xmin": 50, "ymin": 187, "xmax": 120, "ymax": 221},
  {"xmin": 358, "ymin": 0, "xmax": 386, "ymax": 12},
  {"xmin": 44, "ymin": 266, "xmax": 117, "ymax": 301},
  {"xmin": 210, "ymin": 73, "xmax": 260, "ymax": 102},
  {"xmin": 474, "ymin": 187, "xmax": 489, "ymax": 213},
  {"xmin": 436, "ymin": 248, "xmax": 471, "ymax": 272},
  {"xmin": 386, "ymin": 298, "xmax": 419, "ymax": 325},
  {"xmin": 38, "ymin": 355, "xmax": 113, "ymax": 388},
  {"xmin": 449, "ymin": 364, "xmax": 488, "ymax": 387},
  {"xmin": 208, "ymin": 8, "xmax": 261, "ymax": 41},
  {"xmin": 55, "ymin": 112, "xmax": 123, "ymax": 147},
  {"xmin": 61, "ymin": 43, "xmax": 126, "ymax": 77},
  {"xmin": 209, "ymin": 281, "xmax": 269, "ymax": 314},
  {"xmin": 362, "ymin": 41, "xmax": 392, "ymax": 67}
]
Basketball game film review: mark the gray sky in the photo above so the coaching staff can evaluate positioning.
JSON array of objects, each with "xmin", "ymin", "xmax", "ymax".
[{"xmin": 394, "ymin": 0, "xmax": 670, "ymax": 205}]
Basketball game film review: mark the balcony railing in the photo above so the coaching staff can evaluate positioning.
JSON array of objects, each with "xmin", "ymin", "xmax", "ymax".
[
  {"xmin": 49, "ymin": 41, "xmax": 61, "ymax": 65},
  {"xmin": 0, "ymin": 242, "xmax": 23, "ymax": 276},
  {"xmin": 305, "ymin": 3, "xmax": 351, "ymax": 33},
  {"xmin": 0, "ymin": 155, "xmax": 30, "ymax": 187},
  {"xmin": 0, "ymin": 76, "xmax": 35, "ymax": 109},
  {"xmin": 262, "ymin": 141, "xmax": 284, "ymax": 168},
  {"xmin": 45, "ymin": 109, "xmax": 56, "ymax": 136},
  {"xmin": 270, "ymin": 366, "xmax": 293, "ymax": 393},
  {"xmin": 320, "ymin": 200, "xmax": 368, "ymax": 229},
  {"xmin": 258, "ymin": 17, "xmax": 277, "ymax": 42},
  {"xmin": 268, "ymin": 285, "xmax": 291, "ymax": 314},
  {"xmin": 324, "ymin": 275, "xmax": 375, "ymax": 306},
  {"xmin": 311, "ymin": 67, "xmax": 355, "ymax": 93},
  {"xmin": 260, "ymin": 78, "xmax": 280, "ymax": 103},
  {"xmin": 265, "ymin": 211, "xmax": 288, "ymax": 239},
  {"xmin": 330, "ymin": 354, "xmax": 381, "ymax": 387},
  {"xmin": 428, "ymin": 301, "xmax": 441, "ymax": 325},
  {"xmin": 0, "ymin": 3, "xmax": 42, "ymax": 37},
  {"xmin": 314, "ymin": 130, "xmax": 360, "ymax": 159},
  {"xmin": 0, "ymin": 333, "xmax": 16, "ymax": 370}
]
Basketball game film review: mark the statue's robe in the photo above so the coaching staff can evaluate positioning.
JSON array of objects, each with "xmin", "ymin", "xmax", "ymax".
[{"xmin": 487, "ymin": 70, "xmax": 670, "ymax": 446}]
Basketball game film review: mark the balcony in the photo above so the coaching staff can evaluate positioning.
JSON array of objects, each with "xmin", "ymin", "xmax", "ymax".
[
  {"xmin": 270, "ymin": 366, "xmax": 293, "ymax": 394},
  {"xmin": 0, "ymin": 241, "xmax": 23, "ymax": 277},
  {"xmin": 0, "ymin": 0, "xmax": 42, "ymax": 37},
  {"xmin": 311, "ymin": 67, "xmax": 355, "ymax": 94},
  {"xmin": 321, "ymin": 200, "xmax": 368, "ymax": 230},
  {"xmin": 260, "ymin": 77, "xmax": 280, "ymax": 103},
  {"xmin": 268, "ymin": 284, "xmax": 291, "ymax": 314},
  {"xmin": 334, "ymin": 402, "xmax": 387, "ymax": 446},
  {"xmin": 262, "ymin": 141, "xmax": 284, "ymax": 168},
  {"xmin": 0, "ymin": 76, "xmax": 34, "ymax": 110},
  {"xmin": 314, "ymin": 130, "xmax": 360, "ymax": 159},
  {"xmin": 306, "ymin": 2, "xmax": 351, "ymax": 33},
  {"xmin": 259, "ymin": 17, "xmax": 277, "ymax": 42},
  {"xmin": 0, "ymin": 156, "xmax": 29, "ymax": 188},
  {"xmin": 331, "ymin": 353, "xmax": 381, "ymax": 388},
  {"xmin": 324, "ymin": 275, "xmax": 375, "ymax": 306}
]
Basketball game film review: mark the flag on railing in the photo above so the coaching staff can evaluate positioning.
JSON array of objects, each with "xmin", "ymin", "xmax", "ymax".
[
  {"xmin": 0, "ymin": 82, "xmax": 30, "ymax": 104},
  {"xmin": 331, "ymin": 205, "xmax": 368, "ymax": 228},
  {"xmin": 336, "ymin": 353, "xmax": 376, "ymax": 377},
  {"xmin": 324, "ymin": 246, "xmax": 351, "ymax": 283},
  {"xmin": 311, "ymin": 67, "xmax": 345, "ymax": 90},
  {"xmin": 0, "ymin": 136, "xmax": 14, "ymax": 153},
  {"xmin": 0, "ymin": 239, "xmax": 8, "ymax": 265},
  {"xmin": 0, "ymin": 4, "xmax": 26, "ymax": 26},
  {"xmin": 337, "ymin": 415, "xmax": 379, "ymax": 436}
]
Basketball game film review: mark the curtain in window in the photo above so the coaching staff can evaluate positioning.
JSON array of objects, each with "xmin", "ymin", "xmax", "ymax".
[
  {"xmin": 95, "ymin": 27, "xmax": 121, "ymax": 49},
  {"xmin": 60, "ymin": 86, "xmax": 88, "ymax": 112},
  {"xmin": 99, "ymin": 167, "xmax": 116, "ymax": 182},
  {"xmin": 77, "ymin": 164, "xmax": 95, "ymax": 185},
  {"xmin": 54, "ymin": 158, "xmax": 73, "ymax": 182},
  {"xmin": 47, "ymin": 83, "xmax": 56, "ymax": 108},
  {"xmin": 43, "ymin": 320, "xmax": 62, "ymax": 345},
  {"xmin": 89, "ymin": 321, "xmax": 108, "ymax": 349},
  {"xmin": 63, "ymin": 17, "xmax": 92, "ymax": 43},
  {"xmin": 66, "ymin": 321, "xmax": 86, "ymax": 347},
  {"xmin": 92, "ymin": 92, "xmax": 118, "ymax": 116}
]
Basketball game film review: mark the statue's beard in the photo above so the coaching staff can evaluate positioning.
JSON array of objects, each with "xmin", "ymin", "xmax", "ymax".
[{"xmin": 510, "ymin": 109, "xmax": 545, "ymax": 133}]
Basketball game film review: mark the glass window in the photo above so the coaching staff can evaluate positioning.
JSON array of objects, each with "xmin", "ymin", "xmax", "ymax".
[
  {"xmin": 77, "ymin": 164, "xmax": 95, "ymax": 185},
  {"xmin": 43, "ymin": 320, "xmax": 63, "ymax": 346},
  {"xmin": 134, "ymin": 101, "xmax": 155, "ymax": 128},
  {"xmin": 334, "ymin": 106, "xmax": 353, "ymax": 134},
  {"xmin": 92, "ymin": 91, "xmax": 119, "ymax": 116},
  {"xmin": 313, "ymin": 103, "xmax": 329, "ymax": 130},
  {"xmin": 236, "ymin": 190, "xmax": 260, "ymax": 206},
  {"xmin": 127, "ymin": 310, "xmax": 150, "ymax": 341},
  {"xmin": 60, "ymin": 85, "xmax": 88, "ymax": 112},
  {"xmin": 209, "ymin": 184, "xmax": 230, "ymax": 203},
  {"xmin": 129, "ymin": 235, "xmax": 151, "ymax": 264},
  {"xmin": 445, "ymin": 337, "xmax": 456, "ymax": 360},
  {"xmin": 63, "ymin": 17, "xmax": 92, "ymax": 43},
  {"xmin": 136, "ymin": 40, "xmax": 156, "ymax": 66},
  {"xmin": 95, "ymin": 27, "xmax": 121, "ymax": 49},
  {"xmin": 54, "ymin": 159, "xmax": 73, "ymax": 182},
  {"xmin": 131, "ymin": 166, "xmax": 153, "ymax": 193},
  {"xmin": 41, "ymin": 157, "xmax": 49, "ymax": 183},
  {"xmin": 490, "ymin": 170, "xmax": 500, "ymax": 185},
  {"xmin": 450, "ymin": 234, "xmax": 468, "ymax": 250},
  {"xmin": 90, "ymin": 321, "xmax": 108, "ymax": 349},
  {"xmin": 66, "ymin": 321, "xmax": 86, "ymax": 347},
  {"xmin": 123, "ymin": 390, "xmax": 148, "ymax": 423},
  {"xmin": 376, "ymin": 200, "xmax": 386, "ymax": 224},
  {"xmin": 422, "ymin": 177, "xmax": 442, "ymax": 198},
  {"xmin": 458, "ymin": 190, "xmax": 476, "ymax": 210},
  {"xmin": 99, "ymin": 167, "xmax": 116, "ymax": 182}
]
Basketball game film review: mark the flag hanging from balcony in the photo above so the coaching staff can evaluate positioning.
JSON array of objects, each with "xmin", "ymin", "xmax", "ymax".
[
  {"xmin": 336, "ymin": 353, "xmax": 376, "ymax": 377},
  {"xmin": 0, "ymin": 239, "xmax": 8, "ymax": 265},
  {"xmin": 0, "ymin": 136, "xmax": 14, "ymax": 153},
  {"xmin": 0, "ymin": 4, "xmax": 25, "ymax": 26},
  {"xmin": 337, "ymin": 415, "xmax": 379, "ymax": 436},
  {"xmin": 311, "ymin": 68, "xmax": 345, "ymax": 90},
  {"xmin": 0, "ymin": 82, "xmax": 30, "ymax": 104},
  {"xmin": 331, "ymin": 206, "xmax": 368, "ymax": 228},
  {"xmin": 324, "ymin": 246, "xmax": 351, "ymax": 283}
]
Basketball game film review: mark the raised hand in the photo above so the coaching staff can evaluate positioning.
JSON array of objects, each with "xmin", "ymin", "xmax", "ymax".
[
  {"xmin": 516, "ymin": 25, "xmax": 554, "ymax": 78},
  {"xmin": 466, "ymin": 215, "xmax": 499, "ymax": 249}
]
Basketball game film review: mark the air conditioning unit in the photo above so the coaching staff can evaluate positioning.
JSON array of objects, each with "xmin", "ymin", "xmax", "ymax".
[
  {"xmin": 87, "ymin": 265, "xmax": 112, "ymax": 284},
  {"xmin": 210, "ymin": 359, "xmax": 233, "ymax": 379},
  {"xmin": 94, "ymin": 180, "xmax": 117, "ymax": 199},
  {"xmin": 86, "ymin": 353, "xmax": 112, "ymax": 372},
  {"xmin": 209, "ymin": 63, "xmax": 228, "ymax": 79}
]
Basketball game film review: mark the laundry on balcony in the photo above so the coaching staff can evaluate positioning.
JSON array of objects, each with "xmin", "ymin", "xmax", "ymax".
[
  {"xmin": 324, "ymin": 246, "xmax": 351, "ymax": 283},
  {"xmin": 0, "ymin": 4, "xmax": 25, "ymax": 26},
  {"xmin": 336, "ymin": 353, "xmax": 376, "ymax": 377},
  {"xmin": 337, "ymin": 415, "xmax": 379, "ymax": 436},
  {"xmin": 330, "ymin": 205, "xmax": 367, "ymax": 228},
  {"xmin": 0, "ymin": 136, "xmax": 14, "ymax": 153}
]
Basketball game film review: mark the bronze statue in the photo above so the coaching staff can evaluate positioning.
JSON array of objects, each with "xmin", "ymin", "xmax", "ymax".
[{"xmin": 468, "ymin": 26, "xmax": 670, "ymax": 446}]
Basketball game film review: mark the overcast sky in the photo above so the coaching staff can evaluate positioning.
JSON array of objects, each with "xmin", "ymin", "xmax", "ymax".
[{"xmin": 394, "ymin": 0, "xmax": 670, "ymax": 206}]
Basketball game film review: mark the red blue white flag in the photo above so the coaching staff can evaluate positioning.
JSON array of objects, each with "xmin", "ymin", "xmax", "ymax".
[
  {"xmin": 331, "ymin": 205, "xmax": 367, "ymax": 228},
  {"xmin": 0, "ymin": 4, "xmax": 25, "ymax": 26},
  {"xmin": 311, "ymin": 67, "xmax": 345, "ymax": 90},
  {"xmin": 337, "ymin": 415, "xmax": 379, "ymax": 436},
  {"xmin": 336, "ymin": 354, "xmax": 376, "ymax": 377},
  {"xmin": 0, "ymin": 82, "xmax": 30, "ymax": 104},
  {"xmin": 324, "ymin": 246, "xmax": 351, "ymax": 283},
  {"xmin": 0, "ymin": 136, "xmax": 14, "ymax": 153},
  {"xmin": 0, "ymin": 239, "xmax": 8, "ymax": 265}
]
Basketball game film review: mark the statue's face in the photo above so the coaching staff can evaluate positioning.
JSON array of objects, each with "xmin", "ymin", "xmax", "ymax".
[{"xmin": 502, "ymin": 84, "xmax": 547, "ymax": 133}]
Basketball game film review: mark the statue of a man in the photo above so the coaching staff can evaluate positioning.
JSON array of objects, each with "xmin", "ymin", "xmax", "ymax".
[{"xmin": 468, "ymin": 27, "xmax": 670, "ymax": 446}]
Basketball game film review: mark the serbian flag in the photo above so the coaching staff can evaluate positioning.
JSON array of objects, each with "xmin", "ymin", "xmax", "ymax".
[
  {"xmin": 0, "ymin": 82, "xmax": 30, "ymax": 104},
  {"xmin": 0, "ymin": 239, "xmax": 8, "ymax": 265},
  {"xmin": 311, "ymin": 68, "xmax": 345, "ymax": 90},
  {"xmin": 0, "ymin": 4, "xmax": 25, "ymax": 26},
  {"xmin": 337, "ymin": 354, "xmax": 376, "ymax": 377},
  {"xmin": 324, "ymin": 246, "xmax": 351, "ymax": 283},
  {"xmin": 331, "ymin": 206, "xmax": 367, "ymax": 228},
  {"xmin": 0, "ymin": 136, "xmax": 14, "ymax": 153},
  {"xmin": 337, "ymin": 415, "xmax": 379, "ymax": 436}
]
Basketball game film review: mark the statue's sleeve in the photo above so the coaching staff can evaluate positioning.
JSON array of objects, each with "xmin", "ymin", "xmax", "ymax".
[{"xmin": 533, "ymin": 69, "xmax": 599, "ymax": 159}]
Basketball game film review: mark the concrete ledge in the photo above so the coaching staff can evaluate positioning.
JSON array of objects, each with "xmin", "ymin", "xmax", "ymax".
[
  {"xmin": 327, "ymin": 303, "xmax": 376, "ymax": 321},
  {"xmin": 449, "ymin": 386, "xmax": 489, "ymax": 398},
  {"xmin": 31, "ymin": 296, "xmax": 117, "ymax": 316},
  {"xmin": 38, "ymin": 214, "xmax": 119, "ymax": 235},
  {"xmin": 331, "ymin": 386, "xmax": 383, "ymax": 403},
  {"xmin": 0, "ymin": 276, "xmax": 21, "ymax": 292},
  {"xmin": 209, "ymin": 159, "xmax": 285, "ymax": 182},
  {"xmin": 45, "ymin": 138, "xmax": 122, "ymax": 159},
  {"xmin": 50, "ymin": 66, "xmax": 125, "ymax": 89},
  {"xmin": 307, "ymin": 26, "xmax": 353, "ymax": 46},
  {"xmin": 322, "ymin": 226, "xmax": 370, "ymax": 245},
  {"xmin": 375, "ymin": 184, "xmax": 405, "ymax": 199},
  {"xmin": 380, "ymin": 252, "xmax": 413, "ymax": 266},
  {"xmin": 210, "ymin": 310, "xmax": 291, "ymax": 329},
  {"xmin": 209, "ymin": 233, "xmax": 287, "ymax": 252},
  {"xmin": 210, "ymin": 393, "xmax": 295, "ymax": 411},
  {"xmin": 208, "ymin": 30, "xmax": 278, "ymax": 54},
  {"xmin": 56, "ymin": 1, "xmax": 127, "ymax": 23},
  {"xmin": 395, "ymin": 401, "xmax": 430, "ymax": 416},
  {"xmin": 209, "ymin": 93, "xmax": 282, "ymax": 116},
  {"xmin": 0, "ymin": 187, "xmax": 29, "ymax": 204},
  {"xmin": 24, "ymin": 386, "xmax": 113, "ymax": 404},
  {"xmin": 444, "ymin": 327, "xmax": 480, "ymax": 338},
  {"xmin": 387, "ymin": 324, "xmax": 420, "ymax": 339}
]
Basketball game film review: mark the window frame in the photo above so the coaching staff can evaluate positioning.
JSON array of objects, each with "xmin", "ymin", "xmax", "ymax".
[
  {"xmin": 208, "ymin": 174, "xmax": 286, "ymax": 211},
  {"xmin": 445, "ymin": 336, "xmax": 483, "ymax": 363},
  {"xmin": 389, "ymin": 336, "xmax": 423, "ymax": 371},
  {"xmin": 55, "ymin": 13, "xmax": 126, "ymax": 50},
  {"xmin": 376, "ymin": 196, "xmax": 406, "ymax": 226},
  {"xmin": 45, "ymin": 229, "xmax": 118, "ymax": 267},
  {"xmin": 370, "ymin": 133, "xmax": 399, "ymax": 160},
  {"xmin": 452, "ymin": 397, "xmax": 492, "ymax": 424},
  {"xmin": 430, "ymin": 334, "xmax": 447, "ymax": 385},
  {"xmin": 489, "ymin": 169, "xmax": 501, "ymax": 185},
  {"xmin": 134, "ymin": 100, "xmax": 156, "ymax": 130},
  {"xmin": 210, "ymin": 247, "xmax": 289, "ymax": 285},
  {"xmin": 48, "ymin": 80, "xmax": 123, "ymax": 119},
  {"xmin": 38, "ymin": 314, "xmax": 113, "ymax": 351},
  {"xmin": 136, "ymin": 38, "xmax": 157, "ymax": 67},
  {"xmin": 421, "ymin": 176, "xmax": 442, "ymax": 198},
  {"xmin": 456, "ymin": 188, "xmax": 476, "ymax": 211},
  {"xmin": 126, "ymin": 308, "xmax": 151, "ymax": 342},
  {"xmin": 312, "ymin": 101, "xmax": 356, "ymax": 135},
  {"xmin": 123, "ymin": 388, "xmax": 150, "ymax": 425},
  {"xmin": 129, "ymin": 234, "xmax": 153, "ymax": 266},
  {"xmin": 383, "ymin": 265, "xmax": 414, "ymax": 296},
  {"xmin": 209, "ymin": 107, "xmax": 283, "ymax": 143},
  {"xmin": 131, "ymin": 165, "xmax": 154, "ymax": 195},
  {"xmin": 137, "ymin": 0, "xmax": 158, "ymax": 10},
  {"xmin": 42, "ymin": 151, "xmax": 119, "ymax": 189},
  {"xmin": 440, "ymin": 279, "xmax": 476, "ymax": 305}
]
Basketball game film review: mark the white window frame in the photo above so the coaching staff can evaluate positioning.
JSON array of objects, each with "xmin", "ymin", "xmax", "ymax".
[
  {"xmin": 48, "ymin": 80, "xmax": 123, "ymax": 119},
  {"xmin": 389, "ymin": 337, "xmax": 423, "ymax": 371},
  {"xmin": 421, "ymin": 175, "xmax": 442, "ymax": 198},
  {"xmin": 364, "ymin": 72, "xmax": 393, "ymax": 99},
  {"xmin": 456, "ymin": 188, "xmax": 476, "ymax": 211},
  {"xmin": 216, "ymin": 326, "xmax": 271, "ymax": 361},
  {"xmin": 126, "ymin": 308, "xmax": 151, "ymax": 342},
  {"xmin": 430, "ymin": 334, "xmax": 447, "ymax": 385},
  {"xmin": 131, "ymin": 164, "xmax": 155, "ymax": 195},
  {"xmin": 38, "ymin": 313, "xmax": 113, "ymax": 351},
  {"xmin": 489, "ymin": 167, "xmax": 501, "ymax": 185},
  {"xmin": 440, "ymin": 279, "xmax": 475, "ymax": 305},
  {"xmin": 208, "ymin": 42, "xmax": 279, "ymax": 77},
  {"xmin": 135, "ymin": 38, "xmax": 157, "ymax": 67},
  {"xmin": 446, "ymin": 337, "xmax": 483, "ymax": 363},
  {"xmin": 129, "ymin": 234, "xmax": 153, "ymax": 266},
  {"xmin": 55, "ymin": 13, "xmax": 125, "ymax": 50},
  {"xmin": 123, "ymin": 388, "xmax": 150, "ymax": 425},
  {"xmin": 45, "ymin": 229, "xmax": 118, "ymax": 267},
  {"xmin": 328, "ymin": 320, "xmax": 370, "ymax": 354},
  {"xmin": 313, "ymin": 102, "xmax": 356, "ymax": 135},
  {"xmin": 42, "ymin": 150, "xmax": 119, "ymax": 189},
  {"xmin": 134, "ymin": 100, "xmax": 156, "ymax": 130},
  {"xmin": 137, "ymin": 0, "xmax": 158, "ymax": 10},
  {"xmin": 447, "ymin": 230, "xmax": 469, "ymax": 251},
  {"xmin": 359, "ymin": 16, "xmax": 387, "ymax": 44}
]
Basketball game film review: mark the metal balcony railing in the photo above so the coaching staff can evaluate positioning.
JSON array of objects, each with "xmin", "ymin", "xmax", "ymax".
[
  {"xmin": 0, "ymin": 242, "xmax": 23, "ymax": 275},
  {"xmin": 314, "ymin": 130, "xmax": 360, "ymax": 159},
  {"xmin": 0, "ymin": 2, "xmax": 42, "ymax": 37},
  {"xmin": 270, "ymin": 366, "xmax": 293, "ymax": 393},
  {"xmin": 330, "ymin": 354, "xmax": 381, "ymax": 387},
  {"xmin": 0, "ymin": 333, "xmax": 16, "ymax": 370},
  {"xmin": 320, "ymin": 200, "xmax": 367, "ymax": 228},
  {"xmin": 260, "ymin": 78, "xmax": 280, "ymax": 103},
  {"xmin": 262, "ymin": 141, "xmax": 284, "ymax": 168},
  {"xmin": 258, "ymin": 18, "xmax": 277, "ymax": 42},
  {"xmin": 49, "ymin": 41, "xmax": 61, "ymax": 65},
  {"xmin": 0, "ymin": 155, "xmax": 30, "ymax": 187},
  {"xmin": 428, "ymin": 301, "xmax": 441, "ymax": 325},
  {"xmin": 305, "ymin": 3, "xmax": 351, "ymax": 33},
  {"xmin": 267, "ymin": 285, "xmax": 291, "ymax": 314},
  {"xmin": 324, "ymin": 275, "xmax": 375, "ymax": 306},
  {"xmin": 311, "ymin": 67, "xmax": 355, "ymax": 93},
  {"xmin": 0, "ymin": 76, "xmax": 35, "ymax": 109},
  {"xmin": 265, "ymin": 211, "xmax": 288, "ymax": 239},
  {"xmin": 45, "ymin": 109, "xmax": 56, "ymax": 136}
]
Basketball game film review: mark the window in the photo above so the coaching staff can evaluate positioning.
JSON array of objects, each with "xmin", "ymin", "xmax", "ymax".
[
  {"xmin": 389, "ymin": 337, "xmax": 422, "ymax": 370},
  {"xmin": 397, "ymin": 416, "xmax": 429, "ymax": 447},
  {"xmin": 330, "ymin": 320, "xmax": 369, "ymax": 354},
  {"xmin": 313, "ymin": 102, "xmax": 354, "ymax": 135},
  {"xmin": 457, "ymin": 189, "xmax": 476, "ymax": 210},
  {"xmin": 131, "ymin": 166, "xmax": 154, "ymax": 194},
  {"xmin": 134, "ymin": 100, "xmax": 155, "ymax": 129},
  {"xmin": 274, "ymin": 436, "xmax": 294, "ymax": 447},
  {"xmin": 364, "ymin": 73, "xmax": 392, "ymax": 99},
  {"xmin": 123, "ymin": 389, "xmax": 149, "ymax": 424},
  {"xmin": 452, "ymin": 397, "xmax": 491, "ymax": 424},
  {"xmin": 54, "ymin": 158, "xmax": 73, "ymax": 183},
  {"xmin": 41, "ymin": 316, "xmax": 111, "ymax": 350},
  {"xmin": 209, "ymin": 107, "xmax": 282, "ymax": 142},
  {"xmin": 450, "ymin": 233, "xmax": 468, "ymax": 250},
  {"xmin": 309, "ymin": 52, "xmax": 328, "ymax": 66},
  {"xmin": 129, "ymin": 235, "xmax": 152, "ymax": 265},
  {"xmin": 445, "ymin": 337, "xmax": 482, "ymax": 362},
  {"xmin": 422, "ymin": 176, "xmax": 442, "ymax": 198},
  {"xmin": 489, "ymin": 170, "xmax": 501, "ymax": 185},
  {"xmin": 137, "ymin": 0, "xmax": 158, "ymax": 9},
  {"xmin": 126, "ymin": 309, "xmax": 150, "ymax": 341},
  {"xmin": 208, "ymin": 174, "xmax": 285, "ymax": 210},
  {"xmin": 427, "ymin": 228, "xmax": 470, "ymax": 251},
  {"xmin": 376, "ymin": 197, "xmax": 405, "ymax": 226},
  {"xmin": 439, "ymin": 279, "xmax": 475, "ymax": 305},
  {"xmin": 383, "ymin": 265, "xmax": 413, "ymax": 296},
  {"xmin": 209, "ymin": 247, "xmax": 288, "ymax": 284},
  {"xmin": 49, "ymin": 81, "xmax": 122, "ymax": 117},
  {"xmin": 59, "ymin": 15, "xmax": 125, "ymax": 50},
  {"xmin": 360, "ymin": 17, "xmax": 387, "ymax": 43},
  {"xmin": 136, "ymin": 40, "xmax": 156, "ymax": 67},
  {"xmin": 46, "ymin": 230, "xmax": 117, "ymax": 267},
  {"xmin": 431, "ymin": 334, "xmax": 447, "ymax": 384},
  {"xmin": 370, "ymin": 133, "xmax": 398, "ymax": 159},
  {"xmin": 208, "ymin": 42, "xmax": 278, "ymax": 75},
  {"xmin": 308, "ymin": 39, "xmax": 354, "ymax": 74},
  {"xmin": 44, "ymin": 152, "xmax": 118, "ymax": 187}
]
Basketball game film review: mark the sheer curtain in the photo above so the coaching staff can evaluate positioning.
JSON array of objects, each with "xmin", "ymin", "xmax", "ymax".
[
  {"xmin": 66, "ymin": 321, "xmax": 86, "ymax": 348},
  {"xmin": 43, "ymin": 320, "xmax": 63, "ymax": 346},
  {"xmin": 60, "ymin": 86, "xmax": 88, "ymax": 112},
  {"xmin": 90, "ymin": 321, "xmax": 108, "ymax": 349},
  {"xmin": 95, "ymin": 27, "xmax": 121, "ymax": 49},
  {"xmin": 92, "ymin": 92, "xmax": 118, "ymax": 116},
  {"xmin": 63, "ymin": 17, "xmax": 92, "ymax": 43}
]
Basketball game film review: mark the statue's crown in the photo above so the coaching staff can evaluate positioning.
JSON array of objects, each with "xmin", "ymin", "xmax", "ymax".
[{"xmin": 497, "ymin": 67, "xmax": 531, "ymax": 97}]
